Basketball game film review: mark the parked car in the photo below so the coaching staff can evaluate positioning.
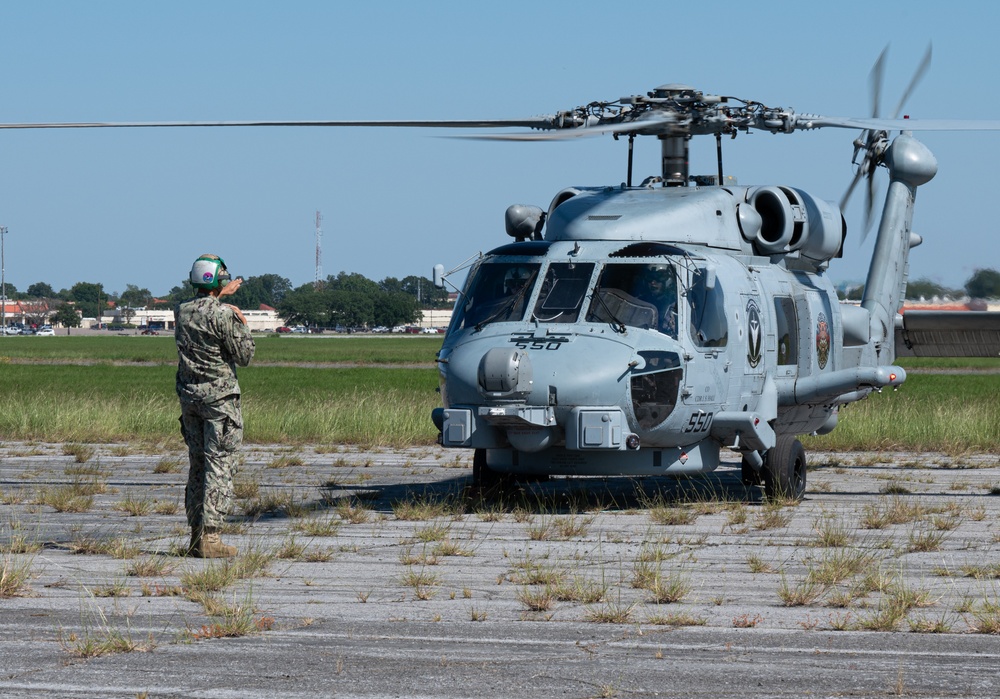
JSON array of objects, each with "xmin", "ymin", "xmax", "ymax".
[
  {"xmin": 36, "ymin": 327, "xmax": 55, "ymax": 336},
  {"xmin": 140, "ymin": 328, "xmax": 159, "ymax": 335}
]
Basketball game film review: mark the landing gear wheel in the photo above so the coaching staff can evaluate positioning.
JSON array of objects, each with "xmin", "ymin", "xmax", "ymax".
[
  {"xmin": 762, "ymin": 438, "xmax": 806, "ymax": 501},
  {"xmin": 471, "ymin": 449, "xmax": 514, "ymax": 497}
]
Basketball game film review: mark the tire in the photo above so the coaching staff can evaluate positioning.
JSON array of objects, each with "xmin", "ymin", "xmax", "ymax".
[{"xmin": 762, "ymin": 438, "xmax": 806, "ymax": 501}]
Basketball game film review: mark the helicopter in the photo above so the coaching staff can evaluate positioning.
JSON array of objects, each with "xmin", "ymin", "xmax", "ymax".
[
  {"xmin": 425, "ymin": 53, "xmax": 1000, "ymax": 500},
  {"xmin": 3, "ymin": 50, "xmax": 1000, "ymax": 500}
]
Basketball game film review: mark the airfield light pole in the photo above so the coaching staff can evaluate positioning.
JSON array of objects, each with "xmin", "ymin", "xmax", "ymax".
[
  {"xmin": 314, "ymin": 211, "xmax": 323, "ymax": 290},
  {"xmin": 1, "ymin": 226, "xmax": 7, "ymax": 334}
]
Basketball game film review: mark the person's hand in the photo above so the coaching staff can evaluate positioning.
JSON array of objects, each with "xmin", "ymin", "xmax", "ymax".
[{"xmin": 218, "ymin": 277, "xmax": 242, "ymax": 298}]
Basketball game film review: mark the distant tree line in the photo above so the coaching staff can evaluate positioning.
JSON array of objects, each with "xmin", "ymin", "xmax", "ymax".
[
  {"xmin": 4, "ymin": 270, "xmax": 451, "ymax": 329},
  {"xmin": 837, "ymin": 268, "xmax": 1000, "ymax": 302}
]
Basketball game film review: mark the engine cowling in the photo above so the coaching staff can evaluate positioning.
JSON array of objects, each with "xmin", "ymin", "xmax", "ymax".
[{"xmin": 743, "ymin": 186, "xmax": 845, "ymax": 264}]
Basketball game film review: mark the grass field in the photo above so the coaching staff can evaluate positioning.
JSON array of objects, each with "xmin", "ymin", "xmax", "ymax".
[{"xmin": 0, "ymin": 335, "xmax": 997, "ymax": 452}]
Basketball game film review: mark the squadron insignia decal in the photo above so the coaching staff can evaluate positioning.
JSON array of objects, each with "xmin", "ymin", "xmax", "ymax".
[
  {"xmin": 746, "ymin": 299, "xmax": 763, "ymax": 368},
  {"xmin": 816, "ymin": 312, "xmax": 831, "ymax": 370}
]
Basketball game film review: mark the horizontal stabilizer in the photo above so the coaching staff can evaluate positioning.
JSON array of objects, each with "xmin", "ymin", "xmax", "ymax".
[{"xmin": 896, "ymin": 311, "xmax": 1000, "ymax": 357}]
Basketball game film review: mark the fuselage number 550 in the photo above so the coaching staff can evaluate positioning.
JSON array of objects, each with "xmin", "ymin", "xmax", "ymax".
[{"xmin": 684, "ymin": 412, "xmax": 714, "ymax": 433}]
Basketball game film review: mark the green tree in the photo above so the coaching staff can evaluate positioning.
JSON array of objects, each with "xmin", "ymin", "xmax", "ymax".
[
  {"xmin": 163, "ymin": 280, "xmax": 195, "ymax": 306},
  {"xmin": 69, "ymin": 282, "xmax": 107, "ymax": 319},
  {"xmin": 374, "ymin": 291, "xmax": 421, "ymax": 327},
  {"xmin": 397, "ymin": 275, "xmax": 450, "ymax": 309},
  {"xmin": 327, "ymin": 290, "xmax": 374, "ymax": 328},
  {"xmin": 51, "ymin": 303, "xmax": 82, "ymax": 328},
  {"xmin": 277, "ymin": 284, "xmax": 330, "ymax": 327},
  {"xmin": 965, "ymin": 268, "xmax": 1000, "ymax": 299},
  {"xmin": 905, "ymin": 278, "xmax": 959, "ymax": 301},
  {"xmin": 120, "ymin": 284, "xmax": 152, "ymax": 309},
  {"xmin": 327, "ymin": 271, "xmax": 381, "ymax": 296},
  {"xmin": 25, "ymin": 282, "xmax": 55, "ymax": 298},
  {"xmin": 228, "ymin": 273, "xmax": 292, "ymax": 309},
  {"xmin": 1, "ymin": 282, "xmax": 17, "ymax": 299}
]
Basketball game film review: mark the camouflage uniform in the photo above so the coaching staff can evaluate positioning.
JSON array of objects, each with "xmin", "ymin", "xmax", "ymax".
[{"xmin": 175, "ymin": 294, "xmax": 255, "ymax": 530}]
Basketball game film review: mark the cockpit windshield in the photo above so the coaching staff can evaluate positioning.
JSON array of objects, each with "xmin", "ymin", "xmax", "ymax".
[
  {"xmin": 585, "ymin": 263, "xmax": 678, "ymax": 337},
  {"xmin": 451, "ymin": 262, "xmax": 541, "ymax": 331},
  {"xmin": 531, "ymin": 263, "xmax": 595, "ymax": 324}
]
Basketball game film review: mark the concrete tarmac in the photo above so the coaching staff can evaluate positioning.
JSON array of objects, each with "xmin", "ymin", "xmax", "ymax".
[{"xmin": 2, "ymin": 443, "xmax": 999, "ymax": 698}]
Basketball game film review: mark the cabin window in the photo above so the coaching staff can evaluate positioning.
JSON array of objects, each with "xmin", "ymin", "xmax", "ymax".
[
  {"xmin": 774, "ymin": 296, "xmax": 798, "ymax": 365},
  {"xmin": 687, "ymin": 267, "xmax": 728, "ymax": 348},
  {"xmin": 452, "ymin": 262, "xmax": 541, "ymax": 331},
  {"xmin": 585, "ymin": 263, "xmax": 678, "ymax": 337},
  {"xmin": 532, "ymin": 263, "xmax": 595, "ymax": 324}
]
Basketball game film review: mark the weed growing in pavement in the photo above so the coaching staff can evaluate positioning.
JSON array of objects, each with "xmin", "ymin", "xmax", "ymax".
[
  {"xmin": 812, "ymin": 517, "xmax": 851, "ymax": 547},
  {"xmin": 732, "ymin": 613, "xmax": 764, "ymax": 628},
  {"xmin": 552, "ymin": 575, "xmax": 608, "ymax": 604},
  {"xmin": 62, "ymin": 443, "xmax": 95, "ymax": 463},
  {"xmin": 91, "ymin": 579, "xmax": 131, "ymax": 598},
  {"xmin": 291, "ymin": 515, "xmax": 341, "ymax": 537},
  {"xmin": 432, "ymin": 538, "xmax": 475, "ymax": 558},
  {"xmin": 0, "ymin": 554, "xmax": 35, "ymax": 598},
  {"xmin": 335, "ymin": 497, "xmax": 371, "ymax": 524},
  {"xmin": 644, "ymin": 570, "xmax": 692, "ymax": 605},
  {"xmin": 153, "ymin": 457, "xmax": 183, "ymax": 474},
  {"xmin": 185, "ymin": 590, "xmax": 274, "ymax": 640},
  {"xmin": 115, "ymin": 490, "xmax": 151, "ymax": 517},
  {"xmin": 905, "ymin": 527, "xmax": 946, "ymax": 553},
  {"xmin": 584, "ymin": 598, "xmax": 636, "ymax": 624},
  {"xmin": 233, "ymin": 476, "xmax": 260, "ymax": 501},
  {"xmin": 646, "ymin": 611, "xmax": 707, "ymax": 627},
  {"xmin": 267, "ymin": 454, "xmax": 305, "ymax": 469},
  {"xmin": 746, "ymin": 553, "xmax": 775, "ymax": 574},
  {"xmin": 125, "ymin": 556, "xmax": 176, "ymax": 578},
  {"xmin": 778, "ymin": 571, "xmax": 826, "ymax": 607},
  {"xmin": 392, "ymin": 493, "xmax": 460, "ymax": 521},
  {"xmin": 516, "ymin": 585, "xmax": 556, "ymax": 612}
]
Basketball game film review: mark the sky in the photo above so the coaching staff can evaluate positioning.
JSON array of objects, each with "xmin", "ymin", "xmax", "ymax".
[{"xmin": 0, "ymin": 1, "xmax": 998, "ymax": 297}]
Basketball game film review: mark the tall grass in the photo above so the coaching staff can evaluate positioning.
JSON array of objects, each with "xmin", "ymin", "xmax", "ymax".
[
  {"xmin": 0, "ymin": 364, "xmax": 440, "ymax": 446},
  {"xmin": 1, "ymin": 339, "xmax": 997, "ymax": 451},
  {"xmin": 804, "ymin": 374, "xmax": 1000, "ymax": 453}
]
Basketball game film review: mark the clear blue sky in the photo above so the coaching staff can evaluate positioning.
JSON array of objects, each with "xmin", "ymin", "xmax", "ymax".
[{"xmin": 0, "ymin": 1, "xmax": 997, "ymax": 296}]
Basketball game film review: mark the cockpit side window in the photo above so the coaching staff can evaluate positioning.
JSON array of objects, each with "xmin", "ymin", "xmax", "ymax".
[
  {"xmin": 452, "ymin": 262, "xmax": 541, "ymax": 331},
  {"xmin": 687, "ymin": 267, "xmax": 728, "ymax": 348},
  {"xmin": 586, "ymin": 263, "xmax": 678, "ymax": 337},
  {"xmin": 532, "ymin": 263, "xmax": 595, "ymax": 324}
]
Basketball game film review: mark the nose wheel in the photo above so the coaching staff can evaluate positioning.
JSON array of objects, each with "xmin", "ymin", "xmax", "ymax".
[
  {"xmin": 761, "ymin": 438, "xmax": 806, "ymax": 501},
  {"xmin": 471, "ymin": 449, "xmax": 515, "ymax": 497}
]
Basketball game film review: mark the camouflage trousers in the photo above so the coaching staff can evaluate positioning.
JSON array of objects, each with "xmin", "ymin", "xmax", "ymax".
[{"xmin": 179, "ymin": 395, "xmax": 243, "ymax": 530}]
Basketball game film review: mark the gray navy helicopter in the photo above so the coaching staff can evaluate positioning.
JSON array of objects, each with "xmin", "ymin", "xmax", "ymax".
[
  {"xmin": 424, "ymin": 49, "xmax": 1000, "ymax": 500},
  {"xmin": 4, "ymin": 48, "xmax": 1000, "ymax": 499}
]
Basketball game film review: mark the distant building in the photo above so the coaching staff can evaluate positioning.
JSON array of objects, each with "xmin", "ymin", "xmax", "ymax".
[{"xmin": 104, "ymin": 304, "xmax": 283, "ymax": 332}]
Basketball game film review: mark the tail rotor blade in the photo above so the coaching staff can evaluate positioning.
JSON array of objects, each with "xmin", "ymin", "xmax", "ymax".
[
  {"xmin": 892, "ymin": 43, "xmax": 932, "ymax": 119},
  {"xmin": 869, "ymin": 45, "xmax": 889, "ymax": 119}
]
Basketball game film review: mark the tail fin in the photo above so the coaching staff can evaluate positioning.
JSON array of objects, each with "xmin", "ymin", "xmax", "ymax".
[{"xmin": 860, "ymin": 133, "xmax": 937, "ymax": 364}]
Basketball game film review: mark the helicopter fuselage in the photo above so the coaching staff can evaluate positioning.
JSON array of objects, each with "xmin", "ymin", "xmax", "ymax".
[{"xmin": 433, "ymin": 179, "xmax": 910, "ymax": 491}]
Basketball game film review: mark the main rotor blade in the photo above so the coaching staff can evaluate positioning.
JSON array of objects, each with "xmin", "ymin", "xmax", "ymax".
[
  {"xmin": 454, "ymin": 113, "xmax": 679, "ymax": 141},
  {"xmin": 802, "ymin": 116, "xmax": 1000, "ymax": 131},
  {"xmin": 0, "ymin": 118, "xmax": 557, "ymax": 130},
  {"xmin": 892, "ymin": 43, "xmax": 932, "ymax": 119}
]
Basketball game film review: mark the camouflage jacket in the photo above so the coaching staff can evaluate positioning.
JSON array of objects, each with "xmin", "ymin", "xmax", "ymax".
[{"xmin": 175, "ymin": 294, "xmax": 255, "ymax": 405}]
